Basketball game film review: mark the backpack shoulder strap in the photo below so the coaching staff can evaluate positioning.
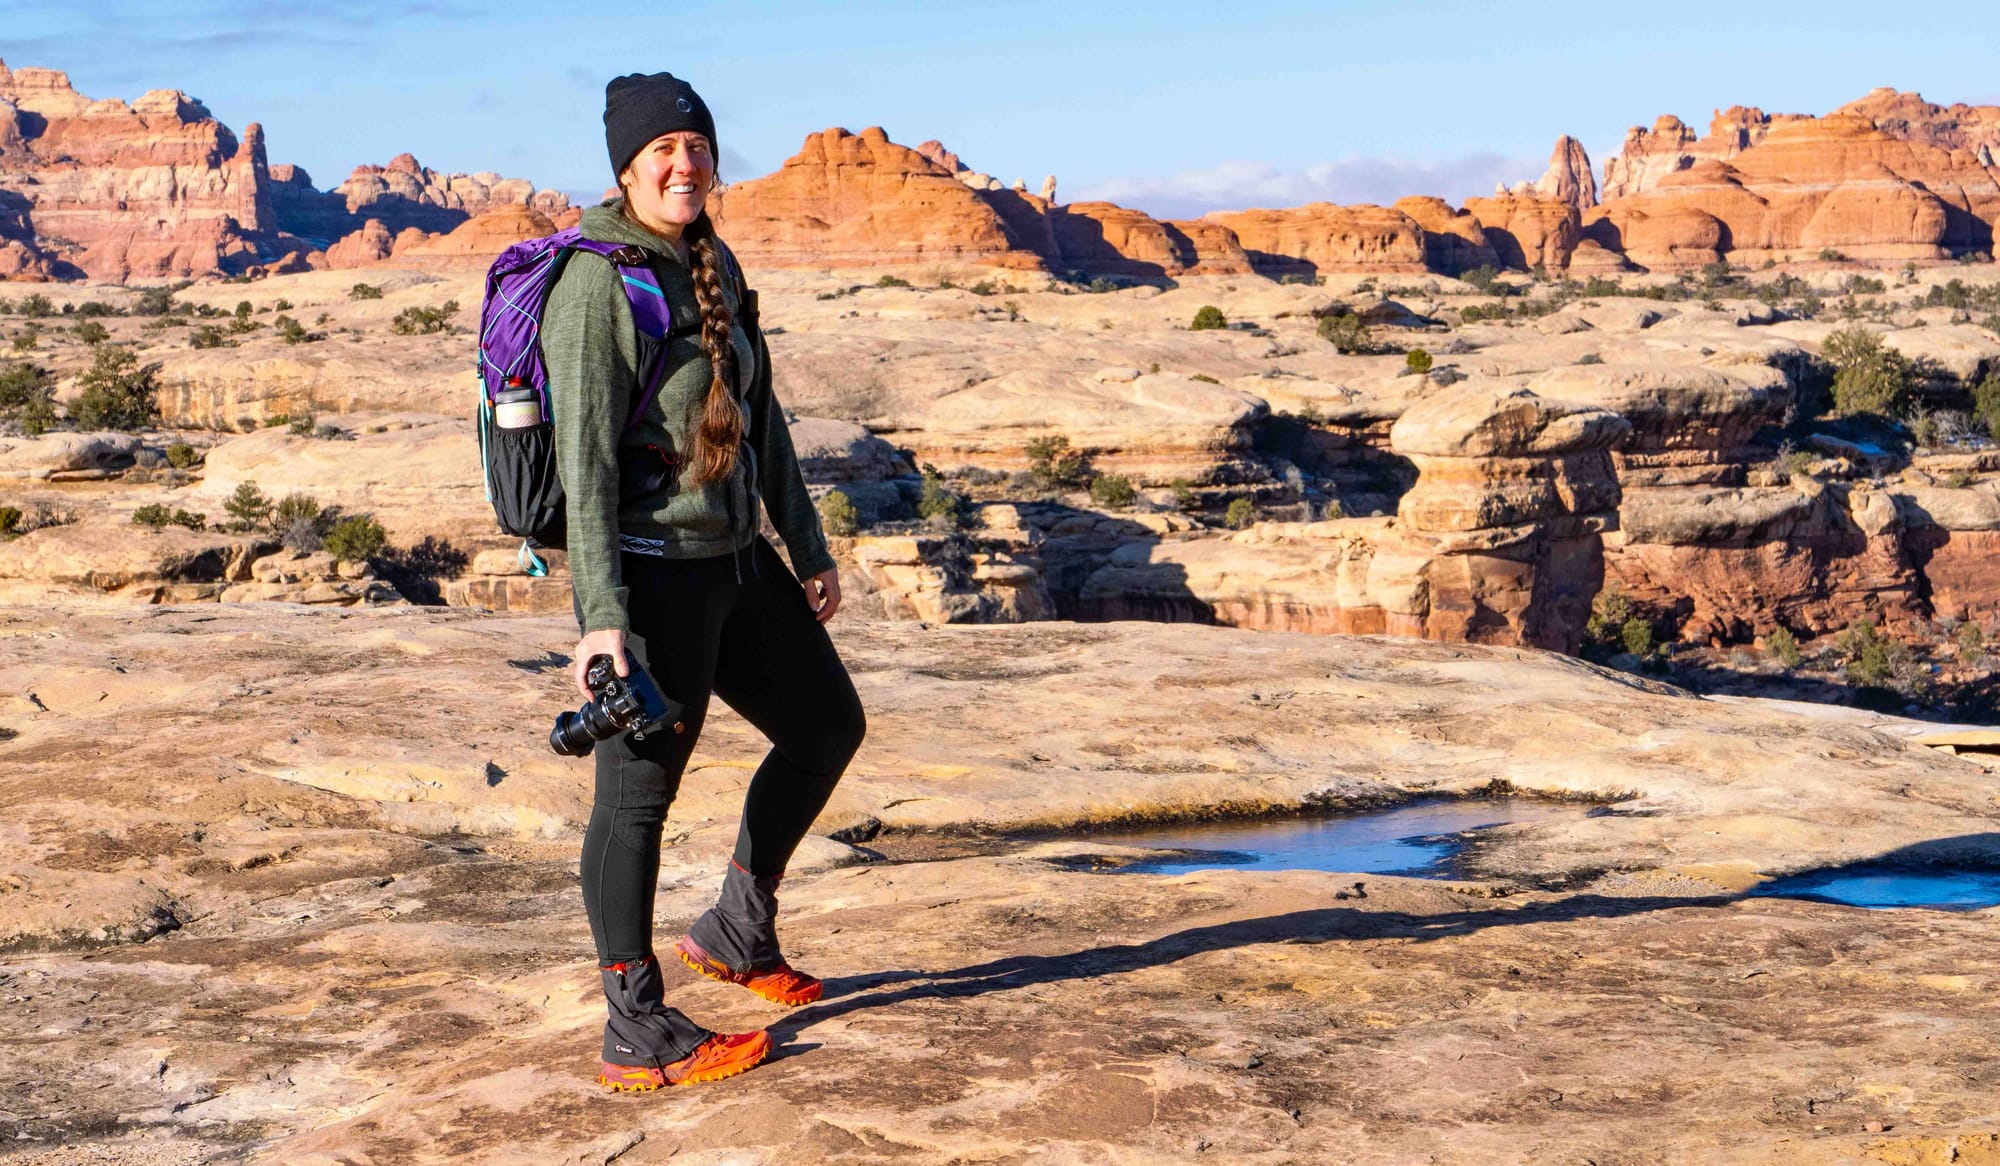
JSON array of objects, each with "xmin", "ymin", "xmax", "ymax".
[
  {"xmin": 564, "ymin": 240, "xmax": 677, "ymax": 429},
  {"xmin": 716, "ymin": 238, "xmax": 758, "ymax": 332}
]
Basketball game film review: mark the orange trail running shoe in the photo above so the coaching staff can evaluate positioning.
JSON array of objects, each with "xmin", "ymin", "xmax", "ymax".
[
  {"xmin": 673, "ymin": 934, "xmax": 823, "ymax": 1006},
  {"xmin": 598, "ymin": 1029, "xmax": 772, "ymax": 1091}
]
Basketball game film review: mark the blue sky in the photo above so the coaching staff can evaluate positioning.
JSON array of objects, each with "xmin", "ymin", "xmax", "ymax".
[{"xmin": 2, "ymin": 0, "xmax": 1996, "ymax": 219}]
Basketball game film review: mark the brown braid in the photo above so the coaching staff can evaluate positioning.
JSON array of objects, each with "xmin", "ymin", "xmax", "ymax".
[
  {"xmin": 683, "ymin": 212, "xmax": 741, "ymax": 484},
  {"xmin": 615, "ymin": 184, "xmax": 741, "ymax": 484}
]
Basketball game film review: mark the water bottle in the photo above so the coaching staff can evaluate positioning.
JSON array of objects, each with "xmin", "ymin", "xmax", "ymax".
[{"xmin": 493, "ymin": 377, "xmax": 542, "ymax": 429}]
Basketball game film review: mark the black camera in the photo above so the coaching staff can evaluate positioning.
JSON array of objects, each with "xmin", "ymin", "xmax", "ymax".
[{"xmin": 549, "ymin": 653, "xmax": 685, "ymax": 757}]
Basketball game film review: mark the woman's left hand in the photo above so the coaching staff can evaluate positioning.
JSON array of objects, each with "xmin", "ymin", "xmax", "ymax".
[{"xmin": 805, "ymin": 568, "xmax": 842, "ymax": 623}]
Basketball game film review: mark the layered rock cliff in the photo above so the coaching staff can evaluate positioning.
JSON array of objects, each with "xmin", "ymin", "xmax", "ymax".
[{"xmin": 0, "ymin": 58, "xmax": 569, "ymax": 280}]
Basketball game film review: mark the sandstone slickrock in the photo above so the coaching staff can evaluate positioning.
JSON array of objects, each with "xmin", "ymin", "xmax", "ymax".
[{"xmin": 9, "ymin": 606, "xmax": 2000, "ymax": 1162}]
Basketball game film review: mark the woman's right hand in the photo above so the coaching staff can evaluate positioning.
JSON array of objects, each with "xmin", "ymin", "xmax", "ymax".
[{"xmin": 571, "ymin": 628, "xmax": 629, "ymax": 701}]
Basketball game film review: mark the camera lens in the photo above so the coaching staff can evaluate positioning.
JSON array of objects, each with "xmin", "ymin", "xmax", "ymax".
[{"xmin": 549, "ymin": 711, "xmax": 599, "ymax": 757}]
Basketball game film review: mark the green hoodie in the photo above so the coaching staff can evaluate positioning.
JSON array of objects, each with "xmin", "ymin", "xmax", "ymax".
[{"xmin": 543, "ymin": 201, "xmax": 834, "ymax": 633}]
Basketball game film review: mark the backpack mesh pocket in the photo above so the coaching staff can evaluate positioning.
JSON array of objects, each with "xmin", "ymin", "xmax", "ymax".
[{"xmin": 485, "ymin": 419, "xmax": 566, "ymax": 543}]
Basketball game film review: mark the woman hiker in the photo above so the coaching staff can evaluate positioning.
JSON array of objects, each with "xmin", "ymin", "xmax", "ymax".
[{"xmin": 546, "ymin": 71, "xmax": 866, "ymax": 1091}]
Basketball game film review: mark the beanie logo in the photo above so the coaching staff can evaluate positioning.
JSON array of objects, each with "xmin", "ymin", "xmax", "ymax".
[{"xmin": 677, "ymin": 98, "xmax": 692, "ymax": 113}]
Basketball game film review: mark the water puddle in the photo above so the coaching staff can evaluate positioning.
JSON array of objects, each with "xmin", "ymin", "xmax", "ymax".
[
  {"xmin": 1751, "ymin": 865, "xmax": 2000, "ymax": 911},
  {"xmin": 1071, "ymin": 797, "xmax": 1590, "ymax": 877}
]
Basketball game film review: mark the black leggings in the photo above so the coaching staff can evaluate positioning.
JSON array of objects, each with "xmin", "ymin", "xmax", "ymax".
[{"xmin": 579, "ymin": 537, "xmax": 865, "ymax": 964}]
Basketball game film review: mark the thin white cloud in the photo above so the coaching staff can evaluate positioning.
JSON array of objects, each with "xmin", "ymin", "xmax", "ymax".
[{"xmin": 1072, "ymin": 152, "xmax": 1546, "ymax": 219}]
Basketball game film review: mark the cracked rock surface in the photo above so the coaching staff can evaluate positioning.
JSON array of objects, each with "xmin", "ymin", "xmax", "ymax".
[{"xmin": 3, "ymin": 606, "xmax": 1998, "ymax": 1164}]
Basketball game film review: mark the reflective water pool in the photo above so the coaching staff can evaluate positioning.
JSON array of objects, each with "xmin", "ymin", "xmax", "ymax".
[
  {"xmin": 1751, "ymin": 865, "xmax": 2000, "ymax": 911},
  {"xmin": 1079, "ymin": 798, "xmax": 1588, "ymax": 877}
]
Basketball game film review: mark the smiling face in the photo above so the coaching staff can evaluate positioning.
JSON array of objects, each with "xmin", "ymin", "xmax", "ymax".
[{"xmin": 619, "ymin": 130, "xmax": 716, "ymax": 241}]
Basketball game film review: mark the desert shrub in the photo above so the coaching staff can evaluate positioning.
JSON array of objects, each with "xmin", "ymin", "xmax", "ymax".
[
  {"xmin": 72, "ymin": 320, "xmax": 109, "ymax": 345},
  {"xmin": 131, "ymin": 285, "xmax": 183, "ymax": 316},
  {"xmin": 275, "ymin": 315, "xmax": 317, "ymax": 344},
  {"xmin": 391, "ymin": 301, "xmax": 459, "ymax": 335},
  {"xmin": 1620, "ymin": 617, "xmax": 1655, "ymax": 658},
  {"xmin": 348, "ymin": 282, "xmax": 385, "ymax": 300},
  {"xmin": 11, "ymin": 333, "xmax": 36, "ymax": 353},
  {"xmin": 817, "ymin": 489, "xmax": 858, "ymax": 537},
  {"xmin": 1585, "ymin": 589, "xmax": 1631, "ymax": 646},
  {"xmin": 72, "ymin": 301, "xmax": 119, "ymax": 318},
  {"xmin": 1942, "ymin": 469, "xmax": 1977, "ymax": 489},
  {"xmin": 190, "ymin": 325, "xmax": 232, "ymax": 349},
  {"xmin": 1025, "ymin": 434, "xmax": 1089, "ymax": 489},
  {"xmin": 967, "ymin": 280, "xmax": 998, "ymax": 296},
  {"xmin": 1699, "ymin": 259, "xmax": 1734, "ymax": 288},
  {"xmin": 268, "ymin": 492, "xmax": 323, "ymax": 544},
  {"xmin": 1089, "ymin": 473, "xmax": 1136, "ymax": 509},
  {"xmin": 1958, "ymin": 621, "xmax": 1986, "ymax": 664},
  {"xmin": 323, "ymin": 513, "xmax": 387, "ymax": 563},
  {"xmin": 1838, "ymin": 620, "xmax": 1895, "ymax": 686},
  {"xmin": 1575, "ymin": 352, "xmax": 1604, "ymax": 365},
  {"xmin": 313, "ymin": 423, "xmax": 350, "ymax": 441},
  {"xmin": 165, "ymin": 442, "xmax": 198, "ymax": 469},
  {"xmin": 1189, "ymin": 373, "xmax": 1220, "ymax": 384},
  {"xmin": 1404, "ymin": 348, "xmax": 1433, "ymax": 374},
  {"xmin": 1818, "ymin": 248, "xmax": 1847, "ymax": 262},
  {"xmin": 272, "ymin": 299, "xmax": 293, "ymax": 312},
  {"xmin": 1972, "ymin": 373, "xmax": 2000, "ymax": 439},
  {"xmin": 917, "ymin": 470, "xmax": 963, "ymax": 527},
  {"xmin": 0, "ymin": 361, "xmax": 53, "ymax": 425},
  {"xmin": 70, "ymin": 346, "xmax": 161, "ymax": 431},
  {"xmin": 0, "ymin": 506, "xmax": 18, "ymax": 535},
  {"xmin": 370, "ymin": 536, "xmax": 470, "ymax": 604},
  {"xmin": 1224, "ymin": 497, "xmax": 1256, "ymax": 529},
  {"xmin": 1190, "ymin": 305, "xmax": 1227, "ymax": 331},
  {"xmin": 874, "ymin": 274, "xmax": 911, "ymax": 289},
  {"xmin": 1170, "ymin": 478, "xmax": 1198, "ymax": 510},
  {"xmin": 1822, "ymin": 326, "xmax": 1916, "ymax": 418},
  {"xmin": 263, "ymin": 413, "xmax": 292, "ymax": 428},
  {"xmin": 223, "ymin": 481, "xmax": 273, "ymax": 530},
  {"xmin": 132, "ymin": 504, "xmax": 205, "ymax": 532},
  {"xmin": 1842, "ymin": 274, "xmax": 1887, "ymax": 296},
  {"xmin": 17, "ymin": 294, "xmax": 52, "ymax": 319},
  {"xmin": 288, "ymin": 415, "xmax": 316, "ymax": 437},
  {"xmin": 1910, "ymin": 411, "xmax": 1942, "ymax": 449},
  {"xmin": 279, "ymin": 516, "xmax": 323, "ymax": 552},
  {"xmin": 1773, "ymin": 442, "xmax": 1815, "ymax": 483},
  {"xmin": 1460, "ymin": 265, "xmax": 1504, "ymax": 294},
  {"xmin": 1766, "ymin": 627, "xmax": 1803, "ymax": 669},
  {"xmin": 1317, "ymin": 312, "xmax": 1367, "ymax": 354}
]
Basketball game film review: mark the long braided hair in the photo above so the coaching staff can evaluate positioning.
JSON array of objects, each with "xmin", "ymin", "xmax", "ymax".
[
  {"xmin": 681, "ymin": 211, "xmax": 741, "ymax": 484},
  {"xmin": 617, "ymin": 196, "xmax": 741, "ymax": 484}
]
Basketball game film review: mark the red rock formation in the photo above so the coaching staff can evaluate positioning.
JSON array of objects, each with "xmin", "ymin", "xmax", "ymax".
[
  {"xmin": 1393, "ymin": 196, "xmax": 1499, "ymax": 275},
  {"xmin": 1462, "ymin": 194, "xmax": 1581, "ymax": 271},
  {"xmin": 1531, "ymin": 135, "xmax": 1597, "ymax": 211},
  {"xmin": 1590, "ymin": 93, "xmax": 2000, "ymax": 269},
  {"xmin": 1390, "ymin": 385, "xmax": 1631, "ymax": 653},
  {"xmin": 273, "ymin": 153, "xmax": 571, "ymax": 244},
  {"xmin": 714, "ymin": 128, "xmax": 1248, "ymax": 276},
  {"xmin": 0, "ymin": 60, "xmax": 297, "ymax": 280},
  {"xmin": 0, "ymin": 57, "xmax": 569, "ymax": 279},
  {"xmin": 1203, "ymin": 203, "xmax": 1427, "ymax": 276},
  {"xmin": 712, "ymin": 127, "xmax": 1045, "ymax": 269}
]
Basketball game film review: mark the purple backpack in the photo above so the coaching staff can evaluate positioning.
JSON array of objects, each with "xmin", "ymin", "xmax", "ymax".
[{"xmin": 476, "ymin": 227, "xmax": 755, "ymax": 574}]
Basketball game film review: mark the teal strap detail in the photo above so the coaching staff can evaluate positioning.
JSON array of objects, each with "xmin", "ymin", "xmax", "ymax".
[
  {"xmin": 621, "ymin": 274, "xmax": 664, "ymax": 298},
  {"xmin": 476, "ymin": 381, "xmax": 493, "ymax": 503},
  {"xmin": 519, "ymin": 540, "xmax": 548, "ymax": 578}
]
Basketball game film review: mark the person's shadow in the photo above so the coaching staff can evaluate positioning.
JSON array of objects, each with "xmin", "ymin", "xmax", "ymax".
[{"xmin": 769, "ymin": 833, "xmax": 2000, "ymax": 1046}]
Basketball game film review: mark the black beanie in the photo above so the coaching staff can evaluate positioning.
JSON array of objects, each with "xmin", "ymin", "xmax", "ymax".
[{"xmin": 604, "ymin": 73, "xmax": 717, "ymax": 178}]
